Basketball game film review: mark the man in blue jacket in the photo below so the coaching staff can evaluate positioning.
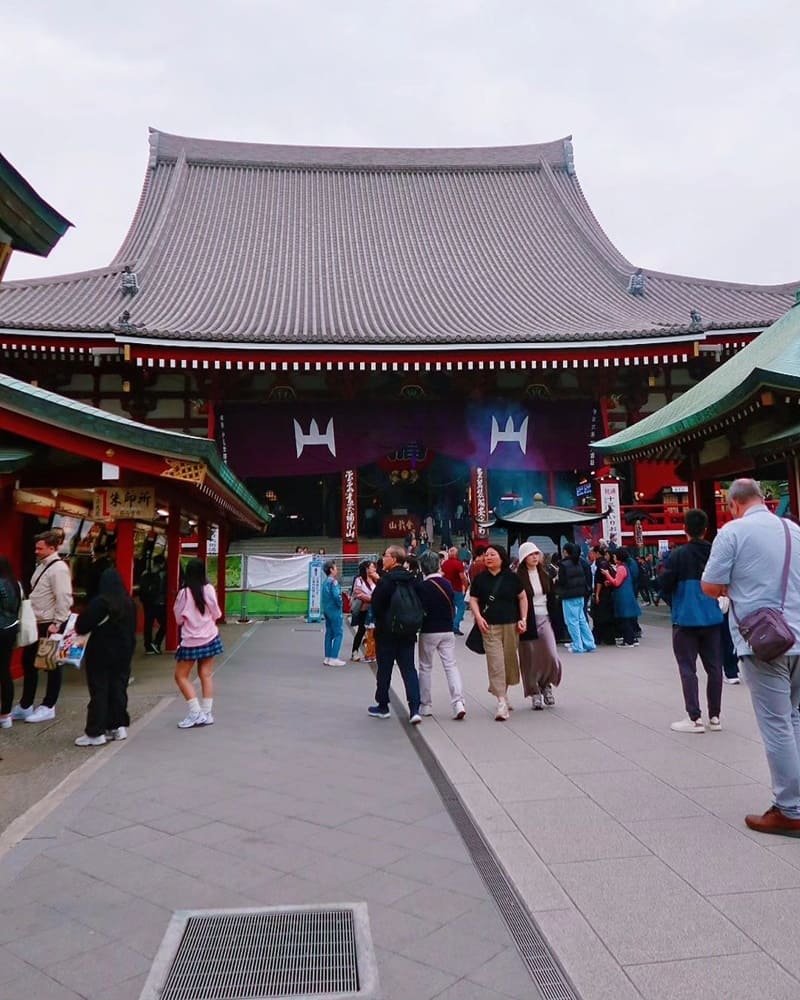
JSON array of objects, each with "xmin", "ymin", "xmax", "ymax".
[{"xmin": 658, "ymin": 508, "xmax": 724, "ymax": 733}]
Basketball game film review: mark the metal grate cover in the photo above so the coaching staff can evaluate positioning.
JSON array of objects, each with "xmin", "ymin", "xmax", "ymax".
[{"xmin": 140, "ymin": 903, "xmax": 379, "ymax": 1000}]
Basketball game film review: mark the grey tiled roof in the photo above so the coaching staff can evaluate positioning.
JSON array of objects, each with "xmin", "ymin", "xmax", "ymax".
[{"xmin": 0, "ymin": 129, "xmax": 796, "ymax": 345}]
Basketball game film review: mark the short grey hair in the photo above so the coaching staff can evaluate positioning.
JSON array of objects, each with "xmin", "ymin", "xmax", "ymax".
[
  {"xmin": 322, "ymin": 559, "xmax": 336, "ymax": 576},
  {"xmin": 385, "ymin": 545, "xmax": 406, "ymax": 564},
  {"xmin": 419, "ymin": 550, "xmax": 440, "ymax": 576},
  {"xmin": 728, "ymin": 479, "xmax": 764, "ymax": 503}
]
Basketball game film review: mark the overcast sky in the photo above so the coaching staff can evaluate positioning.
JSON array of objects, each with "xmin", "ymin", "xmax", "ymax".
[{"xmin": 4, "ymin": 0, "xmax": 799, "ymax": 285}]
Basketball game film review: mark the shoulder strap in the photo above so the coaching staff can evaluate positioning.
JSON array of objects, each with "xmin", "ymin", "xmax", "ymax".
[
  {"xmin": 29, "ymin": 558, "xmax": 57, "ymax": 595},
  {"xmin": 480, "ymin": 573, "xmax": 504, "ymax": 612},
  {"xmin": 779, "ymin": 518, "xmax": 792, "ymax": 611},
  {"xmin": 429, "ymin": 577, "xmax": 454, "ymax": 614}
]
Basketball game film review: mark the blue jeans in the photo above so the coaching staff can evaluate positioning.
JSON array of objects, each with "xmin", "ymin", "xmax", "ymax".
[
  {"xmin": 324, "ymin": 614, "xmax": 343, "ymax": 660},
  {"xmin": 453, "ymin": 592, "xmax": 466, "ymax": 631},
  {"xmin": 562, "ymin": 597, "xmax": 596, "ymax": 652},
  {"xmin": 740, "ymin": 654, "xmax": 800, "ymax": 818},
  {"xmin": 374, "ymin": 633, "xmax": 420, "ymax": 714}
]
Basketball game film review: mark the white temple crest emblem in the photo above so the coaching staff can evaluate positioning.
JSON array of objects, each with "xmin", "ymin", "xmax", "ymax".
[
  {"xmin": 489, "ymin": 415, "xmax": 528, "ymax": 455},
  {"xmin": 294, "ymin": 418, "xmax": 337, "ymax": 458}
]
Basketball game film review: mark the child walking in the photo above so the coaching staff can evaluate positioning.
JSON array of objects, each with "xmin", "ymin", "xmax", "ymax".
[{"xmin": 174, "ymin": 558, "xmax": 223, "ymax": 728}]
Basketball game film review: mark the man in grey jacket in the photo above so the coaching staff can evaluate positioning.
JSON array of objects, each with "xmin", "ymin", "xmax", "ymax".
[{"xmin": 12, "ymin": 530, "xmax": 73, "ymax": 723}]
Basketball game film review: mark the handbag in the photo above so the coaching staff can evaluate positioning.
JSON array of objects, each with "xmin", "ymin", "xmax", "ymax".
[
  {"xmin": 730, "ymin": 519, "xmax": 797, "ymax": 661},
  {"xmin": 464, "ymin": 574, "xmax": 503, "ymax": 655},
  {"xmin": 34, "ymin": 636, "xmax": 61, "ymax": 671}
]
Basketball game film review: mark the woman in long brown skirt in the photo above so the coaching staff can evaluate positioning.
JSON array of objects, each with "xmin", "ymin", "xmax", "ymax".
[{"xmin": 516, "ymin": 542, "xmax": 562, "ymax": 710}]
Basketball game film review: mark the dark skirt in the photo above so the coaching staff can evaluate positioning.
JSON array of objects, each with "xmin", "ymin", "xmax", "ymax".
[{"xmin": 175, "ymin": 634, "xmax": 223, "ymax": 661}]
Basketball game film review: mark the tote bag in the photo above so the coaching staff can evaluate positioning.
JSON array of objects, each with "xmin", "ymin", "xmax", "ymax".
[{"xmin": 16, "ymin": 586, "xmax": 38, "ymax": 648}]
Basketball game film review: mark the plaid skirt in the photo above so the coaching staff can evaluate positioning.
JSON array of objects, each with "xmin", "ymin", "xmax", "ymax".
[{"xmin": 174, "ymin": 634, "xmax": 223, "ymax": 661}]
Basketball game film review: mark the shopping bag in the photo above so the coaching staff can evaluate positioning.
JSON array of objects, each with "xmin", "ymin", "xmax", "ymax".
[
  {"xmin": 16, "ymin": 597, "xmax": 38, "ymax": 647},
  {"xmin": 34, "ymin": 636, "xmax": 61, "ymax": 671}
]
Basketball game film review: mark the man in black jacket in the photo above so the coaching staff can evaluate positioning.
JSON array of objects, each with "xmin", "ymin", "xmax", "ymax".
[{"xmin": 367, "ymin": 545, "xmax": 422, "ymax": 723}]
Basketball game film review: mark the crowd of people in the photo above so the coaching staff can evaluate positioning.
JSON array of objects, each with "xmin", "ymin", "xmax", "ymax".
[
  {"xmin": 0, "ymin": 531, "xmax": 223, "ymax": 744},
  {"xmin": 317, "ymin": 479, "xmax": 800, "ymax": 839}
]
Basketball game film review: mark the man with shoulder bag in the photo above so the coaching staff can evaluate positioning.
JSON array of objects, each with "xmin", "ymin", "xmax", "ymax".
[
  {"xmin": 702, "ymin": 479, "xmax": 800, "ymax": 836},
  {"xmin": 12, "ymin": 530, "xmax": 73, "ymax": 724}
]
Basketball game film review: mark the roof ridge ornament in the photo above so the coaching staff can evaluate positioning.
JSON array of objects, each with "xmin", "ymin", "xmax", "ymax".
[
  {"xmin": 121, "ymin": 265, "xmax": 139, "ymax": 297},
  {"xmin": 563, "ymin": 138, "xmax": 575, "ymax": 176},
  {"xmin": 628, "ymin": 268, "xmax": 646, "ymax": 297},
  {"xmin": 689, "ymin": 309, "xmax": 703, "ymax": 331}
]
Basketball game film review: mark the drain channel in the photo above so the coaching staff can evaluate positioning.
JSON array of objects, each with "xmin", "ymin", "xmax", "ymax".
[{"xmin": 391, "ymin": 691, "xmax": 581, "ymax": 1000}]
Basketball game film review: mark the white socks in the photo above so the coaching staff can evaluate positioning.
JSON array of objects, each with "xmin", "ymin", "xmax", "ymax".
[
  {"xmin": 186, "ymin": 697, "xmax": 200, "ymax": 715},
  {"xmin": 201, "ymin": 698, "xmax": 213, "ymax": 714}
]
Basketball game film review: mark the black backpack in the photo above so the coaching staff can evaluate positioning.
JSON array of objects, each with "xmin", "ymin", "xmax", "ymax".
[
  {"xmin": 388, "ymin": 579, "xmax": 425, "ymax": 636},
  {"xmin": 138, "ymin": 570, "xmax": 164, "ymax": 604}
]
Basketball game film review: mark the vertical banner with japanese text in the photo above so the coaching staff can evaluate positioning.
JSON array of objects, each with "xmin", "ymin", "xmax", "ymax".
[
  {"xmin": 599, "ymin": 480, "xmax": 622, "ymax": 547},
  {"xmin": 307, "ymin": 557, "xmax": 323, "ymax": 623},
  {"xmin": 341, "ymin": 469, "xmax": 358, "ymax": 552},
  {"xmin": 471, "ymin": 467, "xmax": 490, "ymax": 543}
]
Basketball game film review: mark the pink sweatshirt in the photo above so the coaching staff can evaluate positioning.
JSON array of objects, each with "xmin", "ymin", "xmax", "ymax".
[{"xmin": 174, "ymin": 584, "xmax": 222, "ymax": 647}]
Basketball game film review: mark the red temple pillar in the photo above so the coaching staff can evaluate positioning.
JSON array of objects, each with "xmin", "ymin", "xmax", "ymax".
[
  {"xmin": 114, "ymin": 520, "xmax": 135, "ymax": 593},
  {"xmin": 341, "ymin": 469, "xmax": 359, "ymax": 557},
  {"xmin": 165, "ymin": 502, "xmax": 181, "ymax": 652},
  {"xmin": 216, "ymin": 522, "xmax": 229, "ymax": 625}
]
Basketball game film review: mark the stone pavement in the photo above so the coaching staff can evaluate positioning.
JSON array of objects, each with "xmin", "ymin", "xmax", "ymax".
[
  {"xmin": 0, "ymin": 621, "xmax": 534, "ymax": 1000},
  {"xmin": 1, "ymin": 611, "xmax": 800, "ymax": 999},
  {"xmin": 413, "ymin": 608, "xmax": 800, "ymax": 999}
]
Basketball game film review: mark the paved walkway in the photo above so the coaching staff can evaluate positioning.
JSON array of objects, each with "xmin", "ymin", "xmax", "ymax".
[{"xmin": 1, "ymin": 611, "xmax": 800, "ymax": 999}]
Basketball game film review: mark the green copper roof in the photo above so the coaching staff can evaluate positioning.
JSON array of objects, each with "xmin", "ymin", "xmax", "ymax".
[
  {"xmin": 593, "ymin": 302, "xmax": 800, "ymax": 457},
  {"xmin": 0, "ymin": 373, "xmax": 269, "ymax": 525},
  {"xmin": 0, "ymin": 154, "xmax": 73, "ymax": 256}
]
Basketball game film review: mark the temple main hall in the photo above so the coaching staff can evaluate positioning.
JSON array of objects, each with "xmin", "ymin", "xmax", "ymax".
[{"xmin": 0, "ymin": 130, "xmax": 796, "ymax": 545}]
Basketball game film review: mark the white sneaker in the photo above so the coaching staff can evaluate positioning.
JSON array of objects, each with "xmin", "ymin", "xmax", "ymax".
[
  {"xmin": 0, "ymin": 716, "xmax": 11, "ymax": 729},
  {"xmin": 409, "ymin": 712, "xmax": 422, "ymax": 725},
  {"xmin": 420, "ymin": 705, "xmax": 434, "ymax": 717},
  {"xmin": 670, "ymin": 717, "xmax": 705, "ymax": 733},
  {"xmin": 351, "ymin": 652, "xmax": 362, "ymax": 662},
  {"xmin": 708, "ymin": 717, "xmax": 722, "ymax": 732},
  {"xmin": 74, "ymin": 734, "xmax": 107, "ymax": 747},
  {"xmin": 177, "ymin": 711, "xmax": 207, "ymax": 729},
  {"xmin": 723, "ymin": 676, "xmax": 741, "ymax": 685},
  {"xmin": 328, "ymin": 658, "xmax": 347, "ymax": 667},
  {"xmin": 452, "ymin": 700, "xmax": 466, "ymax": 720},
  {"xmin": 25, "ymin": 705, "xmax": 55, "ymax": 723},
  {"xmin": 11, "ymin": 703, "xmax": 33, "ymax": 721},
  {"xmin": 200, "ymin": 712, "xmax": 214, "ymax": 726},
  {"xmin": 532, "ymin": 694, "xmax": 544, "ymax": 710},
  {"xmin": 110, "ymin": 726, "xmax": 128, "ymax": 740},
  {"xmin": 323, "ymin": 657, "xmax": 331, "ymax": 666},
  {"xmin": 495, "ymin": 698, "xmax": 509, "ymax": 722}
]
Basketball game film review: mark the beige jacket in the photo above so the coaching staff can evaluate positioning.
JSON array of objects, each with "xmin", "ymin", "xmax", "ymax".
[{"xmin": 30, "ymin": 554, "xmax": 73, "ymax": 626}]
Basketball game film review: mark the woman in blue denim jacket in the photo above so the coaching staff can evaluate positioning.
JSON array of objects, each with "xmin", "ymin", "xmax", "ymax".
[{"xmin": 321, "ymin": 560, "xmax": 345, "ymax": 666}]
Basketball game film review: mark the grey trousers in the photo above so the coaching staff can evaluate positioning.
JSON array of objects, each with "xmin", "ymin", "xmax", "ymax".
[{"xmin": 739, "ymin": 654, "xmax": 800, "ymax": 818}]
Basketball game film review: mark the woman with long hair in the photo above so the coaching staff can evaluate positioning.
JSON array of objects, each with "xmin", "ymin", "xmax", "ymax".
[
  {"xmin": 468, "ymin": 544, "xmax": 527, "ymax": 721},
  {"xmin": 350, "ymin": 560, "xmax": 376, "ymax": 661},
  {"xmin": 72, "ymin": 567, "xmax": 136, "ymax": 745},
  {"xmin": 516, "ymin": 542, "xmax": 562, "ymax": 709},
  {"xmin": 0, "ymin": 556, "xmax": 21, "ymax": 728},
  {"xmin": 174, "ymin": 558, "xmax": 223, "ymax": 728}
]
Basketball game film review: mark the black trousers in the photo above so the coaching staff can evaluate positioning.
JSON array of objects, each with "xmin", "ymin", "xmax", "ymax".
[
  {"xmin": 85, "ymin": 652, "xmax": 132, "ymax": 737},
  {"xmin": 143, "ymin": 602, "xmax": 166, "ymax": 649},
  {"xmin": 21, "ymin": 621, "xmax": 62, "ymax": 709},
  {"xmin": 0, "ymin": 628, "xmax": 16, "ymax": 715},
  {"xmin": 374, "ymin": 633, "xmax": 420, "ymax": 713}
]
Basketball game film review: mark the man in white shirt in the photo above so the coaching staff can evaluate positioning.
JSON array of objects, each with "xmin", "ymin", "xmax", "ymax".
[
  {"xmin": 702, "ymin": 479, "xmax": 800, "ymax": 837},
  {"xmin": 12, "ymin": 530, "xmax": 73, "ymax": 723}
]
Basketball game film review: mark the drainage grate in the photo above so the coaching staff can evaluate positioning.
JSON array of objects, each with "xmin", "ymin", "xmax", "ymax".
[
  {"xmin": 140, "ymin": 903, "xmax": 379, "ymax": 1000},
  {"xmin": 391, "ymin": 690, "xmax": 581, "ymax": 1000}
]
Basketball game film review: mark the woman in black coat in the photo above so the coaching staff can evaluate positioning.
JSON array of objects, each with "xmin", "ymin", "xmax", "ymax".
[{"xmin": 72, "ymin": 567, "xmax": 136, "ymax": 747}]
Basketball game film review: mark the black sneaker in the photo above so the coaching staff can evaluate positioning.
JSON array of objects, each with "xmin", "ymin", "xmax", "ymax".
[{"xmin": 367, "ymin": 705, "xmax": 391, "ymax": 719}]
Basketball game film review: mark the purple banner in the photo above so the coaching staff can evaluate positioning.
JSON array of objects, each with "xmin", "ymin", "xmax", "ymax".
[{"xmin": 218, "ymin": 400, "xmax": 592, "ymax": 477}]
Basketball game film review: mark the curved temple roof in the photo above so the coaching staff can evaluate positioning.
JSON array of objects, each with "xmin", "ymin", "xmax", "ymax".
[
  {"xmin": 0, "ymin": 129, "xmax": 795, "ymax": 346},
  {"xmin": 592, "ymin": 301, "xmax": 800, "ymax": 459}
]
